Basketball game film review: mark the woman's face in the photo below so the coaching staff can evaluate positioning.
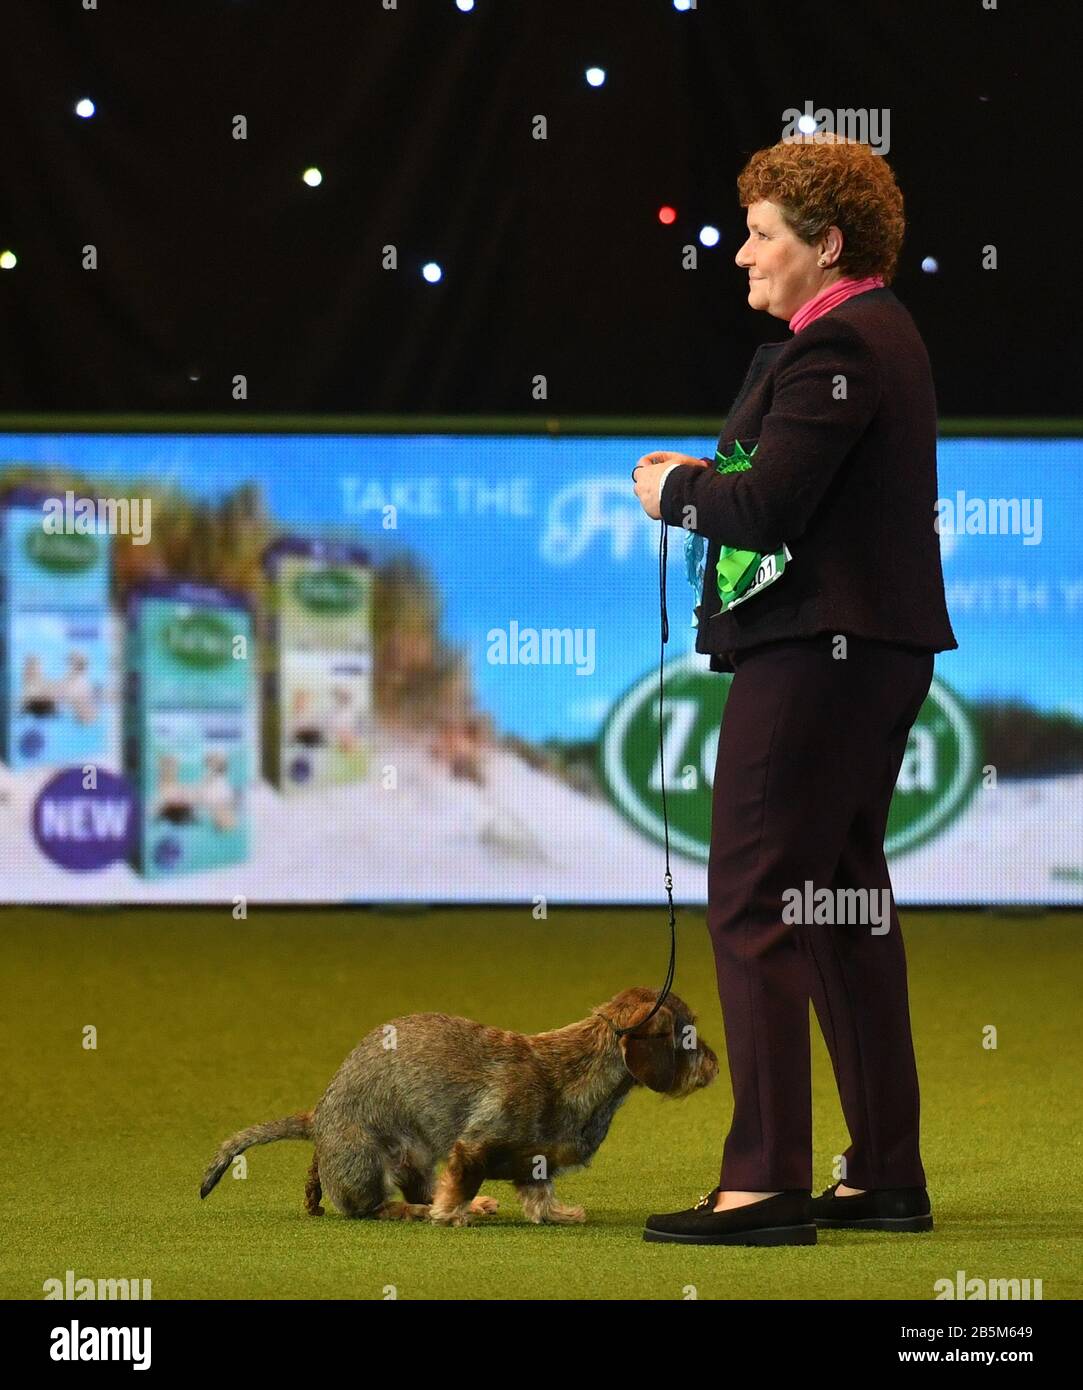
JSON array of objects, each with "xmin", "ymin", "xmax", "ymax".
[{"xmin": 734, "ymin": 199, "xmax": 839, "ymax": 319}]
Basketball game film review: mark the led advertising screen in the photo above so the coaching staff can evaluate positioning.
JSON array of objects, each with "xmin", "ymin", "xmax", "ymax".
[{"xmin": 0, "ymin": 432, "xmax": 1078, "ymax": 904}]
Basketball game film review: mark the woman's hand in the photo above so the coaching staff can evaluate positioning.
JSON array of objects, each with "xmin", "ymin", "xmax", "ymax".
[{"xmin": 632, "ymin": 452, "xmax": 709, "ymax": 520}]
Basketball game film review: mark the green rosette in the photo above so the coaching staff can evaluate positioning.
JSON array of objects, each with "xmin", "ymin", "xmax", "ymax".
[{"xmin": 714, "ymin": 441, "xmax": 766, "ymax": 608}]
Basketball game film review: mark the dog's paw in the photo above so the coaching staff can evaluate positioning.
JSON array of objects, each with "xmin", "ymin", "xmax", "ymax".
[
  {"xmin": 548, "ymin": 1203, "xmax": 586, "ymax": 1224},
  {"xmin": 469, "ymin": 1195, "xmax": 499, "ymax": 1215},
  {"xmin": 375, "ymin": 1200, "xmax": 431, "ymax": 1222},
  {"xmin": 428, "ymin": 1205, "xmax": 474, "ymax": 1227}
]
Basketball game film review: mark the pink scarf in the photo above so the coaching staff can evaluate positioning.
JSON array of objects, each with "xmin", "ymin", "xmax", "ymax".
[{"xmin": 789, "ymin": 274, "xmax": 885, "ymax": 334}]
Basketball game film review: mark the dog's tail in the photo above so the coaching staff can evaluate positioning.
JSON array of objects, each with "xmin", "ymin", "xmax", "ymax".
[{"xmin": 199, "ymin": 1110, "xmax": 313, "ymax": 1199}]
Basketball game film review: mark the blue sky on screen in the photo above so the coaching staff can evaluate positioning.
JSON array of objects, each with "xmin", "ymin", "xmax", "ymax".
[{"xmin": 2, "ymin": 433, "xmax": 1078, "ymax": 740}]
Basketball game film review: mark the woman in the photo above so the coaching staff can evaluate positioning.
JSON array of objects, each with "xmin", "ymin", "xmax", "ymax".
[{"xmin": 632, "ymin": 135, "xmax": 957, "ymax": 1246}]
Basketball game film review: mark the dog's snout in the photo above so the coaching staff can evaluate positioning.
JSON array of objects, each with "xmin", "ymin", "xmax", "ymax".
[{"xmin": 669, "ymin": 1036, "xmax": 719, "ymax": 1097}]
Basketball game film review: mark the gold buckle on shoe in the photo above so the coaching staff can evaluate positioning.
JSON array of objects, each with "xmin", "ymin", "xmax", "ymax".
[{"xmin": 694, "ymin": 1191, "xmax": 714, "ymax": 1211}]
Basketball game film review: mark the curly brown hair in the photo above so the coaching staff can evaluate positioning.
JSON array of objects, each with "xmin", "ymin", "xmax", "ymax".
[{"xmin": 736, "ymin": 136, "xmax": 905, "ymax": 282}]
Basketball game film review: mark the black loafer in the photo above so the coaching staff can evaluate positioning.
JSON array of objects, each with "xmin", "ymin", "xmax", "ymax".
[
  {"xmin": 811, "ymin": 1182, "xmax": 933, "ymax": 1232},
  {"xmin": 643, "ymin": 1187, "xmax": 816, "ymax": 1246}
]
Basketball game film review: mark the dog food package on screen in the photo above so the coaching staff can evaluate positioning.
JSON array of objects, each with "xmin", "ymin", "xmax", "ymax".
[
  {"xmin": 262, "ymin": 538, "xmax": 373, "ymax": 793},
  {"xmin": 0, "ymin": 489, "xmax": 112, "ymax": 770},
  {"xmin": 124, "ymin": 580, "xmax": 252, "ymax": 878}
]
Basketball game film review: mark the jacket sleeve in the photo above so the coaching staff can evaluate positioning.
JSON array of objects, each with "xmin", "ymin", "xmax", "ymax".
[{"xmin": 658, "ymin": 317, "xmax": 882, "ymax": 551}]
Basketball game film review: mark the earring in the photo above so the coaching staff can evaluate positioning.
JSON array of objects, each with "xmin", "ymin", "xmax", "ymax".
[{"xmin": 818, "ymin": 256, "xmax": 828, "ymax": 266}]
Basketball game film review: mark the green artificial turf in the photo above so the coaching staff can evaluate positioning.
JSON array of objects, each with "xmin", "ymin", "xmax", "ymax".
[{"xmin": 1, "ymin": 905, "xmax": 1079, "ymax": 1301}]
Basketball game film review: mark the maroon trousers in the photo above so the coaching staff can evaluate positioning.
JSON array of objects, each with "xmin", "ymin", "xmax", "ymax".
[{"xmin": 707, "ymin": 633, "xmax": 934, "ymax": 1192}]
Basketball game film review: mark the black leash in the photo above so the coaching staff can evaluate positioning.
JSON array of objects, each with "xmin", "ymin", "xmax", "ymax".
[{"xmin": 611, "ymin": 517, "xmax": 677, "ymax": 1037}]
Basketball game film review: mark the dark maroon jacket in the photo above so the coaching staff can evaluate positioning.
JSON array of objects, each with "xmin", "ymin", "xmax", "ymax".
[{"xmin": 659, "ymin": 286, "xmax": 958, "ymax": 673}]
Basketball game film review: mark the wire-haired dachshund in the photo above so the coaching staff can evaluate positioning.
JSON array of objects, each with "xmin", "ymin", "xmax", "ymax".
[{"xmin": 200, "ymin": 986, "xmax": 718, "ymax": 1225}]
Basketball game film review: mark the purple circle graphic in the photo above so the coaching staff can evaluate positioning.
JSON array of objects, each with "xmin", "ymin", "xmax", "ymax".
[
  {"xmin": 32, "ymin": 766, "xmax": 137, "ymax": 872},
  {"xmin": 289, "ymin": 756, "xmax": 312, "ymax": 783}
]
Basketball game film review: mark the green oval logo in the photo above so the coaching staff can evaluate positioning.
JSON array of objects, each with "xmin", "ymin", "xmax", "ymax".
[
  {"xmin": 24, "ymin": 527, "xmax": 99, "ymax": 573},
  {"xmin": 292, "ymin": 568, "xmax": 363, "ymax": 614},
  {"xmin": 162, "ymin": 612, "xmax": 235, "ymax": 669},
  {"xmin": 885, "ymin": 677, "xmax": 981, "ymax": 855},
  {"xmin": 598, "ymin": 654, "xmax": 981, "ymax": 863}
]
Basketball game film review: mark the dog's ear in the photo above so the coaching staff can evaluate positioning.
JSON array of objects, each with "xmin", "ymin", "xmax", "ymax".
[{"xmin": 619, "ymin": 1005, "xmax": 676, "ymax": 1093}]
